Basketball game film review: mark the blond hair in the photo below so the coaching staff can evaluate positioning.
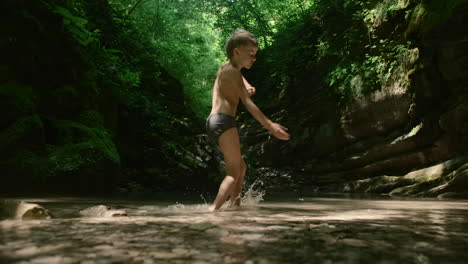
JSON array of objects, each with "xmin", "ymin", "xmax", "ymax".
[{"xmin": 225, "ymin": 29, "xmax": 258, "ymax": 59}]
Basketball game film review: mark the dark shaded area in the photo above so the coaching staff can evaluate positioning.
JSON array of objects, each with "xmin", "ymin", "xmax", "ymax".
[{"xmin": 0, "ymin": 0, "xmax": 217, "ymax": 196}]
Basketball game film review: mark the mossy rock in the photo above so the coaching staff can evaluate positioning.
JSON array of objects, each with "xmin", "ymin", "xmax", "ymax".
[
  {"xmin": 0, "ymin": 81, "xmax": 36, "ymax": 129},
  {"xmin": 405, "ymin": 0, "xmax": 468, "ymax": 38},
  {"xmin": 343, "ymin": 175, "xmax": 414, "ymax": 194}
]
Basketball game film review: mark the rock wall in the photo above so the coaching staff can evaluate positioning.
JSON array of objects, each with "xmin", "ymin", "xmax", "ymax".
[{"xmin": 243, "ymin": 1, "xmax": 468, "ymax": 198}]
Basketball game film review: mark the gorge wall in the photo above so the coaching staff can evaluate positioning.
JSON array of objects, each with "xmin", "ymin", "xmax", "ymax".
[{"xmin": 243, "ymin": 0, "xmax": 468, "ymax": 198}]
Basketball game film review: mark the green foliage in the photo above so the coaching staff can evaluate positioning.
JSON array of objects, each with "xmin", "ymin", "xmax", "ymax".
[
  {"xmin": 359, "ymin": 0, "xmax": 410, "ymax": 34},
  {"xmin": 328, "ymin": 41, "xmax": 413, "ymax": 100},
  {"xmin": 243, "ymin": 0, "xmax": 424, "ymax": 103},
  {"xmin": 52, "ymin": 6, "xmax": 99, "ymax": 46},
  {"xmin": 105, "ymin": 0, "xmax": 317, "ymax": 118},
  {"xmin": 209, "ymin": 0, "xmax": 313, "ymax": 48},
  {"xmin": 107, "ymin": 0, "xmax": 224, "ymax": 119},
  {"xmin": 51, "ymin": 112, "xmax": 120, "ymax": 164}
]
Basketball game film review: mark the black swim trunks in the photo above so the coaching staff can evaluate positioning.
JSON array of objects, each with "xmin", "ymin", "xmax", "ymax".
[{"xmin": 206, "ymin": 113, "xmax": 237, "ymax": 146}]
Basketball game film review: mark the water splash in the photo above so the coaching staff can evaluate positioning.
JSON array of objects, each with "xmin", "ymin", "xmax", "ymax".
[
  {"xmin": 165, "ymin": 202, "xmax": 209, "ymax": 212},
  {"xmin": 240, "ymin": 179, "xmax": 265, "ymax": 206},
  {"xmin": 163, "ymin": 179, "xmax": 266, "ymax": 212},
  {"xmin": 199, "ymin": 193, "xmax": 208, "ymax": 204}
]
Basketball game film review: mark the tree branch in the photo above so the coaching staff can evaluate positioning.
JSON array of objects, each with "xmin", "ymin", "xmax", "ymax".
[{"xmin": 125, "ymin": 0, "xmax": 148, "ymax": 20}]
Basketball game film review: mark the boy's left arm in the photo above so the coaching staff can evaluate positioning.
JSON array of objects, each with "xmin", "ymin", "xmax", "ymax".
[
  {"xmin": 237, "ymin": 74, "xmax": 289, "ymax": 140},
  {"xmin": 242, "ymin": 75, "xmax": 256, "ymax": 96}
]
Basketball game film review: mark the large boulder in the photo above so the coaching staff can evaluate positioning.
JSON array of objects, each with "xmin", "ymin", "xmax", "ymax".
[{"xmin": 0, "ymin": 200, "xmax": 52, "ymax": 220}]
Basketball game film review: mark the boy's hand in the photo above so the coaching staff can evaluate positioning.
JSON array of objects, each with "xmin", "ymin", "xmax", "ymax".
[
  {"xmin": 247, "ymin": 86, "xmax": 256, "ymax": 96},
  {"xmin": 269, "ymin": 123, "xmax": 290, "ymax": 140}
]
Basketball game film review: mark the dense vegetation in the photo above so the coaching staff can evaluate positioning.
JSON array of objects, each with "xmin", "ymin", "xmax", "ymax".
[{"xmin": 1, "ymin": 0, "xmax": 467, "ymax": 196}]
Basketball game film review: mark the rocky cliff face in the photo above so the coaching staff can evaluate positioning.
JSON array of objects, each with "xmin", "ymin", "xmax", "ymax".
[{"xmin": 243, "ymin": 0, "xmax": 468, "ymax": 198}]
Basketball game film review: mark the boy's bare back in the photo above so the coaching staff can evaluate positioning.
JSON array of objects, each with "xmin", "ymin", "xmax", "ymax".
[{"xmin": 211, "ymin": 63, "xmax": 244, "ymax": 117}]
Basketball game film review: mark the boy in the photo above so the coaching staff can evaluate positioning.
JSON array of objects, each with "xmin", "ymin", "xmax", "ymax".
[{"xmin": 206, "ymin": 29, "xmax": 290, "ymax": 211}]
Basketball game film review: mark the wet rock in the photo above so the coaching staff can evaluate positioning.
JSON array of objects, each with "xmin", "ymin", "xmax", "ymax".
[
  {"xmin": 314, "ymin": 233, "xmax": 337, "ymax": 245},
  {"xmin": 438, "ymin": 192, "xmax": 468, "ymax": 199},
  {"xmin": 205, "ymin": 227, "xmax": 229, "ymax": 236},
  {"xmin": 343, "ymin": 156, "xmax": 468, "ymax": 197},
  {"xmin": 240, "ymin": 233, "xmax": 264, "ymax": 241},
  {"xmin": 390, "ymin": 158, "xmax": 468, "ymax": 197},
  {"xmin": 372, "ymin": 240, "xmax": 394, "ymax": 249},
  {"xmin": 149, "ymin": 251, "xmax": 179, "ymax": 259},
  {"xmin": 339, "ymin": 238, "xmax": 368, "ymax": 247},
  {"xmin": 188, "ymin": 222, "xmax": 214, "ymax": 231},
  {"xmin": 265, "ymin": 225, "xmax": 293, "ymax": 231},
  {"xmin": 79, "ymin": 205, "xmax": 127, "ymax": 217},
  {"xmin": 192, "ymin": 261, "xmax": 210, "ymax": 264},
  {"xmin": 0, "ymin": 200, "xmax": 52, "ymax": 220},
  {"xmin": 309, "ymin": 223, "xmax": 336, "ymax": 233}
]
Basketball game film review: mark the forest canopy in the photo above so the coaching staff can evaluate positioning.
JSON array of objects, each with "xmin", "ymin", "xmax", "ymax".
[{"xmin": 102, "ymin": 0, "xmax": 313, "ymax": 118}]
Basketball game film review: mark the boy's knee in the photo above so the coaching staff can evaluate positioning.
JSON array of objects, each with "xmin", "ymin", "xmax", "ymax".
[{"xmin": 225, "ymin": 176, "xmax": 236, "ymax": 185}]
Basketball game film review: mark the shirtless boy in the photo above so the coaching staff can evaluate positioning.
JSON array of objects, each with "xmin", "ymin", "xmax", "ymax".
[{"xmin": 206, "ymin": 29, "xmax": 290, "ymax": 211}]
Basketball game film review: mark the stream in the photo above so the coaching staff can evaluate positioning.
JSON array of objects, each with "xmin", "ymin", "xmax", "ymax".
[{"xmin": 1, "ymin": 194, "xmax": 468, "ymax": 264}]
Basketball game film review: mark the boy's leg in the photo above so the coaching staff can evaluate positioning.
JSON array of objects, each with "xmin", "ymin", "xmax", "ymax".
[
  {"xmin": 209, "ymin": 127, "xmax": 242, "ymax": 211},
  {"xmin": 231, "ymin": 159, "xmax": 246, "ymax": 206}
]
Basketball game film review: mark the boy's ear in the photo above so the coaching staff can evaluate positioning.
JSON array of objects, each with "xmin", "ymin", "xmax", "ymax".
[{"xmin": 233, "ymin": 47, "xmax": 240, "ymax": 56}]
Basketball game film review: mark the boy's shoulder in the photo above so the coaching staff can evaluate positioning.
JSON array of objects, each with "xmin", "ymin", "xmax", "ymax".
[{"xmin": 218, "ymin": 63, "xmax": 240, "ymax": 80}]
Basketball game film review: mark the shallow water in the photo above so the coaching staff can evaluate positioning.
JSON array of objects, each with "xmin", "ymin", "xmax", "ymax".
[{"xmin": 1, "ymin": 195, "xmax": 468, "ymax": 264}]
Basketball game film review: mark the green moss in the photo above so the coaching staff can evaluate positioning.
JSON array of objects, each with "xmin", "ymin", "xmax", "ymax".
[
  {"xmin": 51, "ymin": 113, "xmax": 120, "ymax": 165},
  {"xmin": 49, "ymin": 141, "xmax": 118, "ymax": 173},
  {"xmin": 406, "ymin": 0, "xmax": 468, "ymax": 38},
  {"xmin": 362, "ymin": 0, "xmax": 411, "ymax": 32}
]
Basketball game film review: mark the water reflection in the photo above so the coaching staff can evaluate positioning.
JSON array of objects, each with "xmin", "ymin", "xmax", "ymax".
[{"xmin": 1, "ymin": 197, "xmax": 468, "ymax": 263}]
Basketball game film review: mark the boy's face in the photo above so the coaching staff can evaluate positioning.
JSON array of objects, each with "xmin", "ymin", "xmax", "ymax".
[{"xmin": 235, "ymin": 44, "xmax": 258, "ymax": 69}]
